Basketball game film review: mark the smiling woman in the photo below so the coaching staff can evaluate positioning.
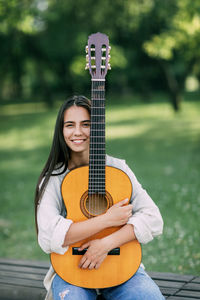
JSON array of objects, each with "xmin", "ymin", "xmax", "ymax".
[{"xmin": 35, "ymin": 95, "xmax": 164, "ymax": 300}]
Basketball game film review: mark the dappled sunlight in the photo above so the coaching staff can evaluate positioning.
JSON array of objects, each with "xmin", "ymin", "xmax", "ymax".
[
  {"xmin": 0, "ymin": 127, "xmax": 51, "ymax": 151},
  {"xmin": 106, "ymin": 123, "xmax": 150, "ymax": 139},
  {"xmin": 0, "ymin": 102, "xmax": 49, "ymax": 116},
  {"xmin": 106, "ymin": 103, "xmax": 174, "ymax": 124}
]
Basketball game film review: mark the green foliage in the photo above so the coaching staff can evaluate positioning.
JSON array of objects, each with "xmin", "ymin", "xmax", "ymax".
[
  {"xmin": 144, "ymin": 0, "xmax": 200, "ymax": 60},
  {"xmin": 0, "ymin": 97, "xmax": 200, "ymax": 274},
  {"xmin": 0, "ymin": 0, "xmax": 200, "ymax": 109}
]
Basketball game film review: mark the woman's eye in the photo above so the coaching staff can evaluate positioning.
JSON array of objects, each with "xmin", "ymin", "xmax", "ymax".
[{"xmin": 83, "ymin": 123, "xmax": 90, "ymax": 127}]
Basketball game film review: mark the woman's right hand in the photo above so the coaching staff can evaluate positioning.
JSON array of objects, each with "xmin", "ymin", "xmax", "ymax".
[{"xmin": 104, "ymin": 198, "xmax": 133, "ymax": 227}]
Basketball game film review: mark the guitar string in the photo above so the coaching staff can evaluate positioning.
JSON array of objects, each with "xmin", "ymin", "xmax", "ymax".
[
  {"xmin": 89, "ymin": 78, "xmax": 107, "ymax": 217},
  {"xmin": 89, "ymin": 79, "xmax": 105, "ymax": 216}
]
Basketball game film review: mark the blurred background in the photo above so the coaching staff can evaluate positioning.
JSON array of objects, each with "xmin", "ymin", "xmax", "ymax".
[{"xmin": 0, "ymin": 0, "xmax": 199, "ymax": 275}]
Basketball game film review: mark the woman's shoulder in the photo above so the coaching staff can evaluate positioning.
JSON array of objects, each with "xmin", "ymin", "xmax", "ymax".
[
  {"xmin": 43, "ymin": 164, "xmax": 69, "ymax": 189},
  {"xmin": 51, "ymin": 163, "xmax": 69, "ymax": 177},
  {"xmin": 106, "ymin": 154, "xmax": 127, "ymax": 170}
]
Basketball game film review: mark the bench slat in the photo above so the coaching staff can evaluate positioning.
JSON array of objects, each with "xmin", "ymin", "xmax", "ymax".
[
  {"xmin": 176, "ymin": 290, "xmax": 200, "ymax": 298},
  {"xmin": 183, "ymin": 282, "xmax": 200, "ymax": 291},
  {"xmin": 0, "ymin": 258, "xmax": 49, "ymax": 268},
  {"xmin": 0, "ymin": 283, "xmax": 46, "ymax": 300},
  {"xmin": 192, "ymin": 277, "xmax": 200, "ymax": 284},
  {"xmin": 160, "ymin": 287, "xmax": 179, "ymax": 296},
  {"xmin": 148, "ymin": 271, "xmax": 194, "ymax": 282},
  {"xmin": 154, "ymin": 280, "xmax": 184, "ymax": 289},
  {"xmin": 0, "ymin": 270, "xmax": 44, "ymax": 281},
  {"xmin": 0, "ymin": 276, "xmax": 43, "ymax": 289},
  {"xmin": 167, "ymin": 297, "xmax": 198, "ymax": 300},
  {"xmin": 0, "ymin": 264, "xmax": 47, "ymax": 275}
]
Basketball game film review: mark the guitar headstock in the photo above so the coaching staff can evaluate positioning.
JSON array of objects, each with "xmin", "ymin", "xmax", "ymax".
[{"xmin": 85, "ymin": 32, "xmax": 111, "ymax": 80}]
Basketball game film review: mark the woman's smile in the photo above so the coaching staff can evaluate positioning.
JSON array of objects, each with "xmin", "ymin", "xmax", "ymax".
[{"xmin": 71, "ymin": 139, "xmax": 86, "ymax": 144}]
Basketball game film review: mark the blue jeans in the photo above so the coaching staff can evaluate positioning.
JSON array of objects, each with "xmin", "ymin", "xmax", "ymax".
[{"xmin": 52, "ymin": 266, "xmax": 165, "ymax": 300}]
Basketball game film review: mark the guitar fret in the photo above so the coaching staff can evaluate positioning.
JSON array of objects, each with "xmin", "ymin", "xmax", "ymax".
[
  {"xmin": 89, "ymin": 158, "xmax": 105, "ymax": 165},
  {"xmin": 88, "ymin": 192, "xmax": 106, "ymax": 195},
  {"xmin": 88, "ymin": 191, "xmax": 105, "ymax": 193},
  {"xmin": 89, "ymin": 185, "xmax": 105, "ymax": 187},
  {"xmin": 91, "ymin": 106, "xmax": 105, "ymax": 108},
  {"xmin": 89, "ymin": 161, "xmax": 105, "ymax": 163},
  {"xmin": 88, "ymin": 190, "xmax": 105, "ymax": 192},
  {"xmin": 88, "ymin": 191, "xmax": 105, "ymax": 192},
  {"xmin": 89, "ymin": 164, "xmax": 105, "ymax": 165},
  {"xmin": 90, "ymin": 154, "xmax": 105, "ymax": 156},
  {"xmin": 88, "ymin": 185, "xmax": 105, "ymax": 191},
  {"xmin": 89, "ymin": 171, "xmax": 105, "ymax": 173},
  {"xmin": 89, "ymin": 179, "xmax": 105, "ymax": 181},
  {"xmin": 89, "ymin": 177, "xmax": 105, "ymax": 179},
  {"xmin": 91, "ymin": 130, "xmax": 105, "ymax": 132},
  {"xmin": 89, "ymin": 184, "xmax": 105, "ymax": 186},
  {"xmin": 91, "ymin": 100, "xmax": 105, "ymax": 102},
  {"xmin": 89, "ymin": 158, "xmax": 105, "ymax": 159},
  {"xmin": 89, "ymin": 166, "xmax": 105, "ymax": 168}
]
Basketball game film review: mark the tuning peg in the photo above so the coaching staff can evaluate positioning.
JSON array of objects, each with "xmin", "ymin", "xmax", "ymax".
[
  {"xmin": 108, "ymin": 46, "xmax": 111, "ymax": 53},
  {"xmin": 108, "ymin": 63, "xmax": 111, "ymax": 70},
  {"xmin": 108, "ymin": 55, "xmax": 111, "ymax": 61},
  {"xmin": 85, "ymin": 46, "xmax": 88, "ymax": 53},
  {"xmin": 86, "ymin": 54, "xmax": 89, "ymax": 62},
  {"xmin": 85, "ymin": 63, "xmax": 89, "ymax": 70}
]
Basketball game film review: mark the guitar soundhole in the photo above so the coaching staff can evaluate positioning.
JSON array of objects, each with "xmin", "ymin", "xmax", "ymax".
[{"xmin": 80, "ymin": 191, "xmax": 113, "ymax": 218}]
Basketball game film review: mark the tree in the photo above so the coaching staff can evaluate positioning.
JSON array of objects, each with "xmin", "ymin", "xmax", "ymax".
[
  {"xmin": 1, "ymin": 0, "xmax": 200, "ymax": 110},
  {"xmin": 143, "ymin": 0, "xmax": 200, "ymax": 110}
]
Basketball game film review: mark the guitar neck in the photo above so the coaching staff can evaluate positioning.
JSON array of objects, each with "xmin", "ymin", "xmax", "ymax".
[{"xmin": 89, "ymin": 80, "xmax": 106, "ymax": 195}]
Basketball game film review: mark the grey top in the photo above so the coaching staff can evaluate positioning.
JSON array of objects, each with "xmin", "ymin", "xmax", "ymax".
[{"xmin": 37, "ymin": 155, "xmax": 163, "ymax": 299}]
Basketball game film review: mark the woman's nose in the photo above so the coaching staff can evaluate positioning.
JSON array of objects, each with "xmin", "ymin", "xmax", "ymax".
[{"xmin": 74, "ymin": 125, "xmax": 82, "ymax": 135}]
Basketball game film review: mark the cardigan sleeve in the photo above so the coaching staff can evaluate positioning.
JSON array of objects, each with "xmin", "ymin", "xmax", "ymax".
[
  {"xmin": 125, "ymin": 163, "xmax": 164, "ymax": 244},
  {"xmin": 37, "ymin": 175, "xmax": 73, "ymax": 254}
]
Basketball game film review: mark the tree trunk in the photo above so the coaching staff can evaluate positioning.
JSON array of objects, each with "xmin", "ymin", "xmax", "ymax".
[{"xmin": 160, "ymin": 61, "xmax": 182, "ymax": 111}]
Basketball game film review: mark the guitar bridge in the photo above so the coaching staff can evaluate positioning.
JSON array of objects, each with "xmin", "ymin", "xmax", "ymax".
[{"xmin": 72, "ymin": 247, "xmax": 120, "ymax": 255}]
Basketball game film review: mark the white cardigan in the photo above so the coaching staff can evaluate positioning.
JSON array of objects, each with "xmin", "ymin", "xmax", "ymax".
[{"xmin": 37, "ymin": 155, "xmax": 164, "ymax": 299}]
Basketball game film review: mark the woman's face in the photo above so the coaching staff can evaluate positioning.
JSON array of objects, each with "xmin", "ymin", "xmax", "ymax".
[{"xmin": 63, "ymin": 105, "xmax": 90, "ymax": 155}]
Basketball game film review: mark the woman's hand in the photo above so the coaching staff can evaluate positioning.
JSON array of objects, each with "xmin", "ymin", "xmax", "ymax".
[
  {"xmin": 104, "ymin": 198, "xmax": 133, "ymax": 227},
  {"xmin": 78, "ymin": 239, "xmax": 109, "ymax": 270}
]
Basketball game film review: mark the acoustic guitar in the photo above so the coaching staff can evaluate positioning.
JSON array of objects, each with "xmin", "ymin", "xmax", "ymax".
[{"xmin": 50, "ymin": 32, "xmax": 142, "ymax": 288}]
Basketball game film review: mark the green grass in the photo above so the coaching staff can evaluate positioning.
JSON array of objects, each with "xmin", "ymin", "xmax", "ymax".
[{"xmin": 0, "ymin": 97, "xmax": 200, "ymax": 275}]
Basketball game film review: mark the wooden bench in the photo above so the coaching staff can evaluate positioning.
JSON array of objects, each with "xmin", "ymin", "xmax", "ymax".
[{"xmin": 0, "ymin": 258, "xmax": 200, "ymax": 299}]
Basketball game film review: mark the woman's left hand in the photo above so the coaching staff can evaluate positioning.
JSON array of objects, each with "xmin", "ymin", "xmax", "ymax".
[{"xmin": 78, "ymin": 239, "xmax": 109, "ymax": 270}]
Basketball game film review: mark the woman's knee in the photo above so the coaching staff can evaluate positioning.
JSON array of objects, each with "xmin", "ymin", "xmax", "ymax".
[{"xmin": 52, "ymin": 275, "xmax": 97, "ymax": 300}]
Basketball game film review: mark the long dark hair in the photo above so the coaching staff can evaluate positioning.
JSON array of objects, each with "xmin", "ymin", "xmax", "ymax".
[{"xmin": 34, "ymin": 95, "xmax": 91, "ymax": 232}]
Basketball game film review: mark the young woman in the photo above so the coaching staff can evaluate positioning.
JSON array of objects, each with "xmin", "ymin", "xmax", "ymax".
[{"xmin": 35, "ymin": 95, "xmax": 165, "ymax": 300}]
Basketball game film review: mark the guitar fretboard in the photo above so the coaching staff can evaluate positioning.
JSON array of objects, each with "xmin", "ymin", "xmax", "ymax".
[{"xmin": 89, "ymin": 80, "xmax": 105, "ymax": 195}]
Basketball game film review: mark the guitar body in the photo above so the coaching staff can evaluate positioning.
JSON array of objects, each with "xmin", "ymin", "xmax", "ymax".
[{"xmin": 50, "ymin": 165, "xmax": 142, "ymax": 288}]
